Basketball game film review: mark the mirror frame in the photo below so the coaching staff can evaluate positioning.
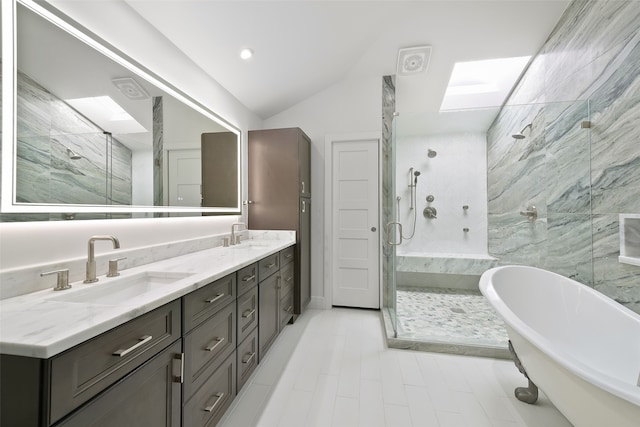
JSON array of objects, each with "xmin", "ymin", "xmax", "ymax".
[{"xmin": 1, "ymin": 0, "xmax": 242, "ymax": 215}]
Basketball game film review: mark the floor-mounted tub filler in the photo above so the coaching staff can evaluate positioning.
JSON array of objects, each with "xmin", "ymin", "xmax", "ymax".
[{"xmin": 480, "ymin": 265, "xmax": 640, "ymax": 427}]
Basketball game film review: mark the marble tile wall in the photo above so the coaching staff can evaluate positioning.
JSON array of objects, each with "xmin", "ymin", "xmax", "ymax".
[
  {"xmin": 487, "ymin": 0, "xmax": 640, "ymax": 312},
  {"xmin": 381, "ymin": 75, "xmax": 395, "ymax": 310},
  {"xmin": 13, "ymin": 70, "xmax": 132, "ymax": 209}
]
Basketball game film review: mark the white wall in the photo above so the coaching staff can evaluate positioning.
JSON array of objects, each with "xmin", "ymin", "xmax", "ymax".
[
  {"xmin": 0, "ymin": 1, "xmax": 262, "ymax": 271},
  {"xmin": 395, "ymin": 132, "xmax": 488, "ymax": 256},
  {"xmin": 264, "ymin": 75, "xmax": 383, "ymax": 302}
]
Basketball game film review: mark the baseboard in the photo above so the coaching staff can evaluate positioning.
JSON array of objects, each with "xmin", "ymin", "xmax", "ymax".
[{"xmin": 308, "ymin": 296, "xmax": 326, "ymax": 310}]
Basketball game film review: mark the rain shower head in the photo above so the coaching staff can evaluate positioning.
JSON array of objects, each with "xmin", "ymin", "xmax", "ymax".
[
  {"xmin": 512, "ymin": 123, "xmax": 532, "ymax": 139},
  {"xmin": 66, "ymin": 147, "xmax": 82, "ymax": 160}
]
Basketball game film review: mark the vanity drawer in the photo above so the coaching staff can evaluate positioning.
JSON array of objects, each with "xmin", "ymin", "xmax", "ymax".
[
  {"xmin": 279, "ymin": 291, "xmax": 294, "ymax": 331},
  {"xmin": 183, "ymin": 301, "xmax": 236, "ymax": 400},
  {"xmin": 50, "ymin": 300, "xmax": 181, "ymax": 425},
  {"xmin": 183, "ymin": 273, "xmax": 236, "ymax": 333},
  {"xmin": 236, "ymin": 328, "xmax": 258, "ymax": 392},
  {"xmin": 280, "ymin": 262, "xmax": 295, "ymax": 297},
  {"xmin": 258, "ymin": 253, "xmax": 279, "ymax": 282},
  {"xmin": 237, "ymin": 286, "xmax": 258, "ymax": 344},
  {"xmin": 183, "ymin": 352, "xmax": 236, "ymax": 427},
  {"xmin": 280, "ymin": 246, "xmax": 295, "ymax": 267},
  {"xmin": 237, "ymin": 263, "xmax": 258, "ymax": 297}
]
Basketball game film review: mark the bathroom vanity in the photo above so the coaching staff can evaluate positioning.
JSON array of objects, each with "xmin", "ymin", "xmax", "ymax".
[{"xmin": 0, "ymin": 234, "xmax": 296, "ymax": 427}]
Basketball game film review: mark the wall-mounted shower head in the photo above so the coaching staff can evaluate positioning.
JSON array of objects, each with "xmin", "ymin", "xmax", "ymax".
[
  {"xmin": 512, "ymin": 123, "xmax": 532, "ymax": 139},
  {"xmin": 66, "ymin": 147, "xmax": 82, "ymax": 160},
  {"xmin": 427, "ymin": 149, "xmax": 437, "ymax": 158},
  {"xmin": 413, "ymin": 170, "xmax": 421, "ymax": 177}
]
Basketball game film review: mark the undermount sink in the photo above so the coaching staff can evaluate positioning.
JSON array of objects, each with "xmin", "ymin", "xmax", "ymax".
[
  {"xmin": 47, "ymin": 271, "xmax": 193, "ymax": 305},
  {"xmin": 228, "ymin": 241, "xmax": 272, "ymax": 249}
]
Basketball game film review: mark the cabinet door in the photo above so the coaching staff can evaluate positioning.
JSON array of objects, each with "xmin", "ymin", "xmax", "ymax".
[
  {"xmin": 298, "ymin": 130, "xmax": 311, "ymax": 197},
  {"xmin": 258, "ymin": 273, "xmax": 280, "ymax": 362},
  {"xmin": 297, "ymin": 198, "xmax": 311, "ymax": 313},
  {"xmin": 55, "ymin": 340, "xmax": 182, "ymax": 427}
]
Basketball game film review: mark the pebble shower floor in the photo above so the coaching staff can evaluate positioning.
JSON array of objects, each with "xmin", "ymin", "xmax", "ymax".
[{"xmin": 396, "ymin": 288, "xmax": 509, "ymax": 348}]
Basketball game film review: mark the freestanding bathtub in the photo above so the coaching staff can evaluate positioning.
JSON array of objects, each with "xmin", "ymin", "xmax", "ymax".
[{"xmin": 480, "ymin": 265, "xmax": 640, "ymax": 427}]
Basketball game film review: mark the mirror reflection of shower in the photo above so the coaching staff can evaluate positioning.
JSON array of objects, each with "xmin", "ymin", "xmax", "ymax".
[{"xmin": 397, "ymin": 167, "xmax": 421, "ymax": 240}]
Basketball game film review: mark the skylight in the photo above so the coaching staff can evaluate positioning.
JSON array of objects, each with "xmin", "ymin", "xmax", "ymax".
[
  {"xmin": 65, "ymin": 96, "xmax": 147, "ymax": 134},
  {"xmin": 440, "ymin": 56, "xmax": 531, "ymax": 111}
]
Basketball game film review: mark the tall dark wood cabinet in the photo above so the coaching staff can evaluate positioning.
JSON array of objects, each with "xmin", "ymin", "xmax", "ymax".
[{"xmin": 248, "ymin": 128, "xmax": 311, "ymax": 317}]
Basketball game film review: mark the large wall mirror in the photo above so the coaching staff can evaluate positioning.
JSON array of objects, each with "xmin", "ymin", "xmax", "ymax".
[{"xmin": 1, "ymin": 0, "xmax": 241, "ymax": 221}]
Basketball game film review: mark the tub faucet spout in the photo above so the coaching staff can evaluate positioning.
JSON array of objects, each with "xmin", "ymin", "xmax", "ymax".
[{"xmin": 84, "ymin": 235, "xmax": 120, "ymax": 283}]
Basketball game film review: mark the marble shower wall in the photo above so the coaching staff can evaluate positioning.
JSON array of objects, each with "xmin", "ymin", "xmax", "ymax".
[
  {"xmin": 13, "ymin": 70, "xmax": 132, "ymax": 207},
  {"xmin": 381, "ymin": 75, "xmax": 396, "ymax": 311},
  {"xmin": 487, "ymin": 0, "xmax": 640, "ymax": 312}
]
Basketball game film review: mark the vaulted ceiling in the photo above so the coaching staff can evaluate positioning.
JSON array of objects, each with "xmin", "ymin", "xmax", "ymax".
[{"xmin": 124, "ymin": 0, "xmax": 569, "ymax": 120}]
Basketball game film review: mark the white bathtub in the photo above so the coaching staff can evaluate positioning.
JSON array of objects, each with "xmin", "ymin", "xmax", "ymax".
[{"xmin": 480, "ymin": 265, "xmax": 640, "ymax": 427}]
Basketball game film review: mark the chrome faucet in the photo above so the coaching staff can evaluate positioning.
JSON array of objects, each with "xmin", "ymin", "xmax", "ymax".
[
  {"xmin": 230, "ymin": 223, "xmax": 245, "ymax": 245},
  {"xmin": 84, "ymin": 235, "xmax": 120, "ymax": 283}
]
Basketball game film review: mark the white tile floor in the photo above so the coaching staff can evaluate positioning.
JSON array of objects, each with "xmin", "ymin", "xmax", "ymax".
[{"xmin": 219, "ymin": 308, "xmax": 572, "ymax": 427}]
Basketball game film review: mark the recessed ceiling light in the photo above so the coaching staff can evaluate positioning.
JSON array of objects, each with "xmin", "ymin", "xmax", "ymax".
[{"xmin": 240, "ymin": 48, "xmax": 254, "ymax": 60}]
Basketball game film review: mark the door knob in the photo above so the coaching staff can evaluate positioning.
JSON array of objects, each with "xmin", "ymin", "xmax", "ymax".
[{"xmin": 371, "ymin": 227, "xmax": 377, "ymax": 232}]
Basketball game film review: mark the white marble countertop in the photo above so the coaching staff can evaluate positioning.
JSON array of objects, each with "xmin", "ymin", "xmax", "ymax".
[{"xmin": 0, "ymin": 233, "xmax": 295, "ymax": 359}]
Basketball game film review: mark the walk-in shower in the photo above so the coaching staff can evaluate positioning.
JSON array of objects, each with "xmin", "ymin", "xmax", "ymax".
[{"xmin": 382, "ymin": 100, "xmax": 591, "ymax": 358}]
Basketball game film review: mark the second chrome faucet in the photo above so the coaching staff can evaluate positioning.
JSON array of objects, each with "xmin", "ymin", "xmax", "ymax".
[{"xmin": 84, "ymin": 235, "xmax": 120, "ymax": 283}]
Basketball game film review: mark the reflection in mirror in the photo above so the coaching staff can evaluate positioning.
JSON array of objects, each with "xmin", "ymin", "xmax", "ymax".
[{"xmin": 1, "ymin": 1, "xmax": 241, "ymax": 221}]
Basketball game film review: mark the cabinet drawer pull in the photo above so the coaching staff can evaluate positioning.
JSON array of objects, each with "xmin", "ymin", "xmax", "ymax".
[
  {"xmin": 285, "ymin": 306, "xmax": 293, "ymax": 313},
  {"xmin": 242, "ymin": 308, "xmax": 256, "ymax": 318},
  {"xmin": 242, "ymin": 352, "xmax": 256, "ymax": 365},
  {"xmin": 204, "ymin": 392, "xmax": 225, "ymax": 412},
  {"xmin": 242, "ymin": 274, "xmax": 256, "ymax": 282},
  {"xmin": 205, "ymin": 293, "xmax": 225, "ymax": 303},
  {"xmin": 112, "ymin": 335, "xmax": 153, "ymax": 357},
  {"xmin": 265, "ymin": 262, "xmax": 276, "ymax": 269},
  {"xmin": 284, "ymin": 253, "xmax": 293, "ymax": 259},
  {"xmin": 285, "ymin": 276, "xmax": 293, "ymax": 283},
  {"xmin": 205, "ymin": 337, "xmax": 225, "ymax": 352}
]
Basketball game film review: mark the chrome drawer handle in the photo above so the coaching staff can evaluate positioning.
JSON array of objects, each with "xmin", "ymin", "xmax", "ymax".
[
  {"xmin": 205, "ymin": 293, "xmax": 224, "ymax": 303},
  {"xmin": 242, "ymin": 274, "xmax": 256, "ymax": 282},
  {"xmin": 204, "ymin": 392, "xmax": 225, "ymax": 412},
  {"xmin": 265, "ymin": 262, "xmax": 276, "ymax": 269},
  {"xmin": 285, "ymin": 306, "xmax": 293, "ymax": 313},
  {"xmin": 285, "ymin": 276, "xmax": 293, "ymax": 283},
  {"xmin": 205, "ymin": 337, "xmax": 225, "ymax": 352},
  {"xmin": 113, "ymin": 335, "xmax": 153, "ymax": 357},
  {"xmin": 242, "ymin": 352, "xmax": 256, "ymax": 364},
  {"xmin": 284, "ymin": 253, "xmax": 292, "ymax": 259},
  {"xmin": 242, "ymin": 309, "xmax": 256, "ymax": 318}
]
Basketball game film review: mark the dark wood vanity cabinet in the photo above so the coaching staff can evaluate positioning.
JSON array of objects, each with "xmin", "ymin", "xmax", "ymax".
[
  {"xmin": 0, "ymin": 300, "xmax": 182, "ymax": 427},
  {"xmin": 259, "ymin": 246, "xmax": 295, "ymax": 362},
  {"xmin": 55, "ymin": 340, "xmax": 183, "ymax": 427},
  {"xmin": 248, "ymin": 128, "xmax": 312, "ymax": 318},
  {"xmin": 0, "ymin": 247, "xmax": 295, "ymax": 427}
]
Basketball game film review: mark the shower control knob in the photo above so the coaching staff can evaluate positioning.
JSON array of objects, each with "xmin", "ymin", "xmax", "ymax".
[
  {"xmin": 371, "ymin": 227, "xmax": 377, "ymax": 232},
  {"xmin": 423, "ymin": 206, "xmax": 437, "ymax": 219},
  {"xmin": 426, "ymin": 195, "xmax": 435, "ymax": 202}
]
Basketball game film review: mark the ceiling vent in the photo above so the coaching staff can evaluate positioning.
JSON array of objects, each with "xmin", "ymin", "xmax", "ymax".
[
  {"xmin": 112, "ymin": 77, "xmax": 150, "ymax": 100},
  {"xmin": 397, "ymin": 46, "xmax": 432, "ymax": 76}
]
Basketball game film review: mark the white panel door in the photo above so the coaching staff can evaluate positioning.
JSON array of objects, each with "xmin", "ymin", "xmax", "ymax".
[
  {"xmin": 168, "ymin": 149, "xmax": 201, "ymax": 206},
  {"xmin": 332, "ymin": 139, "xmax": 379, "ymax": 308}
]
